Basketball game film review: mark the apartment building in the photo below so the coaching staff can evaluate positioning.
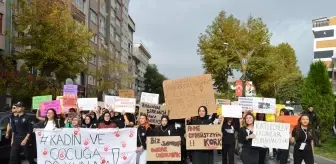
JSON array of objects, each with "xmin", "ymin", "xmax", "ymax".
[
  {"xmin": 312, "ymin": 16, "xmax": 336, "ymax": 95},
  {"xmin": 133, "ymin": 43, "xmax": 151, "ymax": 102},
  {"xmin": 0, "ymin": 0, "xmax": 5, "ymax": 52}
]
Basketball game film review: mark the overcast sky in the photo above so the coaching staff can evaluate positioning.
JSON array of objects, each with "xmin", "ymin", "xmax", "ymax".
[{"xmin": 129, "ymin": 0, "xmax": 336, "ymax": 79}]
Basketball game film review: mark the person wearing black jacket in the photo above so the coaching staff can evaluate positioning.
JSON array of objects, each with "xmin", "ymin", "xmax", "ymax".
[
  {"xmin": 82, "ymin": 115, "xmax": 97, "ymax": 128},
  {"xmin": 302, "ymin": 105, "xmax": 321, "ymax": 147},
  {"xmin": 136, "ymin": 113, "xmax": 153, "ymax": 164},
  {"xmin": 185, "ymin": 106, "xmax": 216, "ymax": 164},
  {"xmin": 222, "ymin": 117, "xmax": 236, "ymax": 164},
  {"xmin": 10, "ymin": 102, "xmax": 35, "ymax": 164},
  {"xmin": 153, "ymin": 115, "xmax": 179, "ymax": 164},
  {"xmin": 238, "ymin": 112, "xmax": 258, "ymax": 164}
]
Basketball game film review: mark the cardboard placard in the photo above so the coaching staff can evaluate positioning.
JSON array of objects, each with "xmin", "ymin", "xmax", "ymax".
[
  {"xmin": 114, "ymin": 97, "xmax": 136, "ymax": 113},
  {"xmin": 216, "ymin": 99, "xmax": 231, "ymax": 105},
  {"xmin": 146, "ymin": 136, "xmax": 181, "ymax": 161},
  {"xmin": 278, "ymin": 115, "xmax": 299, "ymax": 132},
  {"xmin": 139, "ymin": 103, "xmax": 168, "ymax": 125},
  {"xmin": 118, "ymin": 89, "xmax": 135, "ymax": 98},
  {"xmin": 163, "ymin": 74, "xmax": 216, "ymax": 119},
  {"xmin": 186, "ymin": 125, "xmax": 222, "ymax": 150},
  {"xmin": 252, "ymin": 121, "xmax": 290, "ymax": 150}
]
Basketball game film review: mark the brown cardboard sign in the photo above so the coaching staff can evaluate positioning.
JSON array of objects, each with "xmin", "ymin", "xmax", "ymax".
[
  {"xmin": 163, "ymin": 74, "xmax": 216, "ymax": 119},
  {"xmin": 118, "ymin": 89, "xmax": 135, "ymax": 98},
  {"xmin": 186, "ymin": 125, "xmax": 222, "ymax": 150},
  {"xmin": 146, "ymin": 136, "xmax": 181, "ymax": 161},
  {"xmin": 139, "ymin": 103, "xmax": 168, "ymax": 125}
]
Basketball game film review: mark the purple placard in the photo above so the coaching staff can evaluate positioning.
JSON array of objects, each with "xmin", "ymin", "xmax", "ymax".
[
  {"xmin": 63, "ymin": 85, "xmax": 78, "ymax": 95},
  {"xmin": 40, "ymin": 100, "xmax": 61, "ymax": 116}
]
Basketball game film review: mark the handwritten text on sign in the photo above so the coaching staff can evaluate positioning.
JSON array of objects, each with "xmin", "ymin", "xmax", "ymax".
[
  {"xmin": 114, "ymin": 98, "xmax": 136, "ymax": 113},
  {"xmin": 35, "ymin": 128, "xmax": 137, "ymax": 164},
  {"xmin": 140, "ymin": 92, "xmax": 159, "ymax": 104},
  {"xmin": 139, "ymin": 103, "xmax": 168, "ymax": 125},
  {"xmin": 77, "ymin": 98, "xmax": 98, "ymax": 111},
  {"xmin": 163, "ymin": 74, "xmax": 216, "ymax": 119},
  {"xmin": 146, "ymin": 136, "xmax": 181, "ymax": 161},
  {"xmin": 40, "ymin": 100, "xmax": 61, "ymax": 116},
  {"xmin": 252, "ymin": 121, "xmax": 290, "ymax": 150},
  {"xmin": 186, "ymin": 125, "xmax": 222, "ymax": 150}
]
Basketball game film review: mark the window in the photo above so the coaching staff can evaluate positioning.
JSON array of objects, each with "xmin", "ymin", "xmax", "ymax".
[
  {"xmin": 99, "ymin": 16, "xmax": 106, "ymax": 36},
  {"xmin": 90, "ymin": 10, "xmax": 98, "ymax": 24},
  {"xmin": 0, "ymin": 14, "xmax": 3, "ymax": 34},
  {"xmin": 115, "ymin": 34, "xmax": 120, "ymax": 42},
  {"xmin": 72, "ymin": 0, "xmax": 84, "ymax": 12},
  {"xmin": 116, "ymin": 19, "xmax": 121, "ymax": 28},
  {"xmin": 89, "ymin": 54, "xmax": 96, "ymax": 64},
  {"xmin": 110, "ymin": 25, "xmax": 115, "ymax": 39},
  {"xmin": 90, "ymin": 34, "xmax": 98, "ymax": 44},
  {"xmin": 88, "ymin": 75, "xmax": 96, "ymax": 85},
  {"xmin": 116, "ymin": 51, "xmax": 120, "ymax": 58}
]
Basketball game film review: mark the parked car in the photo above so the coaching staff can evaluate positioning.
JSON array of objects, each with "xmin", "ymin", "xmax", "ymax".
[{"xmin": 0, "ymin": 111, "xmax": 39, "ymax": 161}]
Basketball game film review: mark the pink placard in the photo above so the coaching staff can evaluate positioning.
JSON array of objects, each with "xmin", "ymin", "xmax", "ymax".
[{"xmin": 40, "ymin": 100, "xmax": 61, "ymax": 116}]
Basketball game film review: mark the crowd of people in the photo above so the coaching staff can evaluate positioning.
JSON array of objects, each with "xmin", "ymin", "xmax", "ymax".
[{"xmin": 5, "ymin": 101, "xmax": 321, "ymax": 164}]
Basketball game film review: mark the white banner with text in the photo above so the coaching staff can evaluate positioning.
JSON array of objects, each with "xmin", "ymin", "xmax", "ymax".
[{"xmin": 35, "ymin": 128, "xmax": 137, "ymax": 164}]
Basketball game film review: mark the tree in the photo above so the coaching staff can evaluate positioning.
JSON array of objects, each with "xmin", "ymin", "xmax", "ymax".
[
  {"xmin": 276, "ymin": 74, "xmax": 303, "ymax": 103},
  {"xmin": 301, "ymin": 61, "xmax": 335, "ymax": 141},
  {"xmin": 89, "ymin": 49, "xmax": 134, "ymax": 100},
  {"xmin": 197, "ymin": 11, "xmax": 301, "ymax": 97},
  {"xmin": 144, "ymin": 64, "xmax": 167, "ymax": 104},
  {"xmin": 12, "ymin": 0, "xmax": 92, "ymax": 84}
]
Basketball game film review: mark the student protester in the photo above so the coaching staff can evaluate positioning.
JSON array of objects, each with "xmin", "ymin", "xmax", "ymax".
[
  {"xmin": 153, "ymin": 115, "xmax": 179, "ymax": 164},
  {"xmin": 238, "ymin": 112, "xmax": 259, "ymax": 164},
  {"xmin": 9, "ymin": 102, "xmax": 35, "ymax": 164},
  {"xmin": 65, "ymin": 116, "xmax": 81, "ymax": 128},
  {"xmin": 221, "ymin": 117, "xmax": 236, "ymax": 164},
  {"xmin": 98, "ymin": 112, "xmax": 117, "ymax": 128},
  {"xmin": 112, "ymin": 111, "xmax": 133, "ymax": 128},
  {"xmin": 136, "ymin": 113, "xmax": 153, "ymax": 164},
  {"xmin": 291, "ymin": 114, "xmax": 314, "ymax": 164},
  {"xmin": 82, "ymin": 115, "xmax": 97, "ymax": 128},
  {"xmin": 256, "ymin": 113, "xmax": 268, "ymax": 164},
  {"xmin": 302, "ymin": 105, "xmax": 321, "ymax": 147},
  {"xmin": 169, "ymin": 118, "xmax": 188, "ymax": 164},
  {"xmin": 276, "ymin": 108, "xmax": 291, "ymax": 164},
  {"xmin": 185, "ymin": 106, "xmax": 216, "ymax": 164},
  {"xmin": 35, "ymin": 108, "xmax": 64, "ymax": 129}
]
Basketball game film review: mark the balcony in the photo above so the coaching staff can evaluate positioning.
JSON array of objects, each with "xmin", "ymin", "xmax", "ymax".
[{"xmin": 71, "ymin": 4, "xmax": 85, "ymax": 22}]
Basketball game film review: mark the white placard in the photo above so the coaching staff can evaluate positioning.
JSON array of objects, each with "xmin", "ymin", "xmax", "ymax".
[
  {"xmin": 35, "ymin": 128, "xmax": 137, "ymax": 164},
  {"xmin": 252, "ymin": 121, "xmax": 290, "ymax": 150},
  {"xmin": 253, "ymin": 97, "xmax": 276, "ymax": 114},
  {"xmin": 222, "ymin": 105, "xmax": 242, "ymax": 118},
  {"xmin": 104, "ymin": 95, "xmax": 119, "ymax": 109},
  {"xmin": 77, "ymin": 98, "xmax": 98, "ymax": 111},
  {"xmin": 238, "ymin": 97, "xmax": 254, "ymax": 110},
  {"xmin": 140, "ymin": 92, "xmax": 159, "ymax": 104},
  {"xmin": 114, "ymin": 97, "xmax": 136, "ymax": 113}
]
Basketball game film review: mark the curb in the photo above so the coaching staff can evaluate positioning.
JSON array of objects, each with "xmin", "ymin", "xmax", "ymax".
[{"xmin": 314, "ymin": 154, "xmax": 336, "ymax": 164}]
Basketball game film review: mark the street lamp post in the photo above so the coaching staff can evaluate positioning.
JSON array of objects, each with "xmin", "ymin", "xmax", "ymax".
[{"xmin": 224, "ymin": 42, "xmax": 266, "ymax": 97}]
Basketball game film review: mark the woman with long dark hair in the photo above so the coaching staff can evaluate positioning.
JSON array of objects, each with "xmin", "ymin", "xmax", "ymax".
[
  {"xmin": 291, "ymin": 114, "xmax": 314, "ymax": 164},
  {"xmin": 136, "ymin": 113, "xmax": 153, "ymax": 164},
  {"xmin": 238, "ymin": 112, "xmax": 259, "ymax": 164},
  {"xmin": 36, "ymin": 108, "xmax": 63, "ymax": 129},
  {"xmin": 185, "ymin": 106, "xmax": 215, "ymax": 164},
  {"xmin": 221, "ymin": 117, "xmax": 235, "ymax": 164}
]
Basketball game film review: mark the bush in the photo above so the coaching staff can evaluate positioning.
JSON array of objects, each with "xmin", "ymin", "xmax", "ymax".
[{"xmin": 301, "ymin": 61, "xmax": 335, "ymax": 141}]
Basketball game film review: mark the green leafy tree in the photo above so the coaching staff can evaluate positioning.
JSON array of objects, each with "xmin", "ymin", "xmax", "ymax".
[
  {"xmin": 276, "ymin": 74, "xmax": 303, "ymax": 103},
  {"xmin": 144, "ymin": 64, "xmax": 167, "ymax": 104},
  {"xmin": 198, "ymin": 11, "xmax": 301, "ymax": 97},
  {"xmin": 301, "ymin": 61, "xmax": 335, "ymax": 141},
  {"xmin": 12, "ymin": 0, "xmax": 92, "ymax": 84}
]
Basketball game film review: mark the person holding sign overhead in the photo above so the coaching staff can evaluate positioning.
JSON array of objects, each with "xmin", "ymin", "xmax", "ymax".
[
  {"xmin": 238, "ymin": 112, "xmax": 259, "ymax": 164},
  {"xmin": 290, "ymin": 114, "xmax": 314, "ymax": 164},
  {"xmin": 35, "ymin": 108, "xmax": 64, "ymax": 129},
  {"xmin": 136, "ymin": 113, "xmax": 153, "ymax": 164},
  {"xmin": 185, "ymin": 106, "xmax": 216, "ymax": 164}
]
